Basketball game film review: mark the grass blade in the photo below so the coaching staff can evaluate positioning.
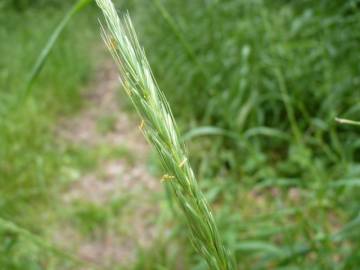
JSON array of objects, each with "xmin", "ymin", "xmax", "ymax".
[
  {"xmin": 152, "ymin": 0, "xmax": 209, "ymax": 79},
  {"xmin": 19, "ymin": 0, "xmax": 92, "ymax": 104},
  {"xmin": 335, "ymin": 117, "xmax": 360, "ymax": 127},
  {"xmin": 0, "ymin": 217, "xmax": 98, "ymax": 268},
  {"xmin": 182, "ymin": 126, "xmax": 241, "ymax": 142}
]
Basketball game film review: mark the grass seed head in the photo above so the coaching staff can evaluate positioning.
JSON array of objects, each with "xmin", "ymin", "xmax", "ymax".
[{"xmin": 95, "ymin": 0, "xmax": 235, "ymax": 269}]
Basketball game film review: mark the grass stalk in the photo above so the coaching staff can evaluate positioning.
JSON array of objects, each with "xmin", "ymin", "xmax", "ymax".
[
  {"xmin": 95, "ymin": 0, "xmax": 235, "ymax": 269},
  {"xmin": 335, "ymin": 117, "xmax": 360, "ymax": 127}
]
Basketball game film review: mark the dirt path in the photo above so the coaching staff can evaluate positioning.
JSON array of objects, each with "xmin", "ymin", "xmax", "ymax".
[{"xmin": 56, "ymin": 60, "xmax": 161, "ymax": 269}]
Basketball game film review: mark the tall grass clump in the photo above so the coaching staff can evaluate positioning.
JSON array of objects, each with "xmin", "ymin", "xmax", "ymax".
[
  {"xmin": 96, "ymin": 0, "xmax": 235, "ymax": 269},
  {"xmin": 0, "ymin": 3, "xmax": 98, "ymax": 268},
  {"xmin": 125, "ymin": 0, "xmax": 360, "ymax": 269}
]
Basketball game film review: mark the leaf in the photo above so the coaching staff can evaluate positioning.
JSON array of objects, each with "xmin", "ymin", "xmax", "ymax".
[
  {"xmin": 335, "ymin": 117, "xmax": 360, "ymax": 127},
  {"xmin": 182, "ymin": 126, "xmax": 240, "ymax": 142},
  {"xmin": 244, "ymin": 127, "xmax": 290, "ymax": 141},
  {"xmin": 0, "ymin": 217, "xmax": 92, "ymax": 267},
  {"xmin": 19, "ymin": 0, "xmax": 92, "ymax": 104},
  {"xmin": 330, "ymin": 178, "xmax": 360, "ymax": 188},
  {"xmin": 234, "ymin": 241, "xmax": 282, "ymax": 256},
  {"xmin": 332, "ymin": 214, "xmax": 360, "ymax": 241}
]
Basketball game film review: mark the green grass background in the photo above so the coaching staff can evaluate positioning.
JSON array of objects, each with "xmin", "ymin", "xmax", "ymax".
[
  {"xmin": 0, "ymin": 0, "xmax": 359, "ymax": 269},
  {"xmin": 128, "ymin": 1, "xmax": 360, "ymax": 269},
  {"xmin": 0, "ymin": 2, "xmax": 100, "ymax": 269}
]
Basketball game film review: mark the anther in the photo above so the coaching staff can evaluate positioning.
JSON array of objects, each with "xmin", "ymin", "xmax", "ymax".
[
  {"xmin": 161, "ymin": 174, "xmax": 175, "ymax": 182},
  {"xmin": 139, "ymin": 119, "xmax": 144, "ymax": 130},
  {"xmin": 110, "ymin": 37, "xmax": 117, "ymax": 50},
  {"xmin": 178, "ymin": 158, "xmax": 187, "ymax": 168}
]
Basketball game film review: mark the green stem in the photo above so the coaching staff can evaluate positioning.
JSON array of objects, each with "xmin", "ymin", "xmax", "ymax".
[{"xmin": 335, "ymin": 117, "xmax": 360, "ymax": 126}]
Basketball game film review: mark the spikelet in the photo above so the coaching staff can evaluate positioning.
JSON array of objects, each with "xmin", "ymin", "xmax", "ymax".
[{"xmin": 95, "ymin": 1, "xmax": 235, "ymax": 269}]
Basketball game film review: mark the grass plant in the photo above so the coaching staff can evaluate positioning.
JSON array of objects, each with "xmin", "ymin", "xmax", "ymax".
[
  {"xmin": 0, "ymin": 3, "xmax": 99, "ymax": 268},
  {"xmin": 21, "ymin": 0, "xmax": 92, "ymax": 103},
  {"xmin": 335, "ymin": 117, "xmax": 360, "ymax": 127},
  {"xmin": 1, "ymin": 1, "xmax": 359, "ymax": 269},
  {"xmin": 96, "ymin": 0, "xmax": 235, "ymax": 269},
  {"xmin": 127, "ymin": 0, "xmax": 360, "ymax": 268}
]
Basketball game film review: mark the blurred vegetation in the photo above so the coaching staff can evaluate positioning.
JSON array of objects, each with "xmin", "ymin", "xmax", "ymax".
[
  {"xmin": 129, "ymin": 0, "xmax": 360, "ymax": 269},
  {"xmin": 0, "ymin": 0, "xmax": 359, "ymax": 269},
  {"xmin": 0, "ymin": 2, "xmax": 99, "ymax": 269},
  {"xmin": 1, "ymin": 0, "xmax": 66, "ymax": 11}
]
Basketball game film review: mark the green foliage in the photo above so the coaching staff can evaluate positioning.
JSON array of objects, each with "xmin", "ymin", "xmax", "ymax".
[
  {"xmin": 2, "ymin": 0, "xmax": 67, "ymax": 11},
  {"xmin": 1, "ymin": 0, "xmax": 359, "ymax": 269},
  {"xmin": 127, "ymin": 0, "xmax": 360, "ymax": 268},
  {"xmin": 97, "ymin": 114, "xmax": 118, "ymax": 133},
  {"xmin": 72, "ymin": 202, "xmax": 112, "ymax": 235},
  {"xmin": 22, "ymin": 0, "xmax": 92, "ymax": 101},
  {"xmin": 0, "ymin": 4, "xmax": 99, "ymax": 267}
]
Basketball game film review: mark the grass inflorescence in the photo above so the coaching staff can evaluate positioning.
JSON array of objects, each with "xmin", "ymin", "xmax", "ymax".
[{"xmin": 95, "ymin": 0, "xmax": 235, "ymax": 269}]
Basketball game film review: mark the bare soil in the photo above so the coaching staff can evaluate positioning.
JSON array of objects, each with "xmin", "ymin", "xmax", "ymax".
[{"xmin": 56, "ymin": 60, "xmax": 160, "ymax": 269}]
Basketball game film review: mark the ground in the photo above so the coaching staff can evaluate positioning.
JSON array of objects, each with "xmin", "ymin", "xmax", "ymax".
[{"xmin": 55, "ymin": 60, "xmax": 161, "ymax": 269}]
